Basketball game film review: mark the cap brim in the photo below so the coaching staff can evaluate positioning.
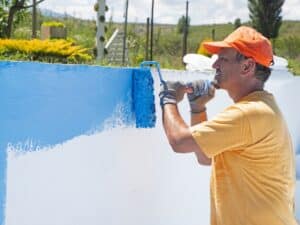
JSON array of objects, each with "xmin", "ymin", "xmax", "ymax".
[{"xmin": 203, "ymin": 41, "xmax": 231, "ymax": 54}]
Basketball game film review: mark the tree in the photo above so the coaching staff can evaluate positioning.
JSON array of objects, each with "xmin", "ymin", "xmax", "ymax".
[
  {"xmin": 0, "ymin": 0, "xmax": 45, "ymax": 38},
  {"xmin": 177, "ymin": 15, "xmax": 190, "ymax": 34},
  {"xmin": 234, "ymin": 18, "xmax": 241, "ymax": 29},
  {"xmin": 248, "ymin": 0, "xmax": 284, "ymax": 39},
  {"xmin": 0, "ymin": 0, "xmax": 9, "ymax": 37},
  {"xmin": 32, "ymin": 0, "xmax": 37, "ymax": 38}
]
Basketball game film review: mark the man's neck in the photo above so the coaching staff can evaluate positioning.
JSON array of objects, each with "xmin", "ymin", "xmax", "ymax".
[{"xmin": 229, "ymin": 83, "xmax": 264, "ymax": 103}]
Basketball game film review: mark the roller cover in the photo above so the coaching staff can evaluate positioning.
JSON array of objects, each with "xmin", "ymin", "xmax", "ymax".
[{"xmin": 132, "ymin": 68, "xmax": 156, "ymax": 128}]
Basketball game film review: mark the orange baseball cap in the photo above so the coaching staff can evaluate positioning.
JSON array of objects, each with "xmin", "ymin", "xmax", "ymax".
[{"xmin": 203, "ymin": 26, "xmax": 273, "ymax": 67}]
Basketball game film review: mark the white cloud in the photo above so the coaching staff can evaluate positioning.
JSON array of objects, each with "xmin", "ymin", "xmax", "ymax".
[
  {"xmin": 282, "ymin": 0, "xmax": 300, "ymax": 21},
  {"xmin": 39, "ymin": 0, "xmax": 300, "ymax": 24}
]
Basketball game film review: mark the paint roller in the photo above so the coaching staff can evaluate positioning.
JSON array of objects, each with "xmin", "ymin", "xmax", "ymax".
[
  {"xmin": 140, "ymin": 61, "xmax": 165, "ymax": 85},
  {"xmin": 128, "ymin": 61, "xmax": 156, "ymax": 129},
  {"xmin": 132, "ymin": 61, "xmax": 167, "ymax": 128},
  {"xmin": 135, "ymin": 61, "xmax": 216, "ymax": 128}
]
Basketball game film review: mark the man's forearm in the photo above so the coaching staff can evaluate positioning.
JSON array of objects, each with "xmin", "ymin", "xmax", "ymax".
[
  {"xmin": 162, "ymin": 104, "xmax": 189, "ymax": 143},
  {"xmin": 162, "ymin": 104, "xmax": 211, "ymax": 164}
]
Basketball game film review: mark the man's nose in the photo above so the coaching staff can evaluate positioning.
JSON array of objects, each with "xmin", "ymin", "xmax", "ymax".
[{"xmin": 212, "ymin": 58, "xmax": 219, "ymax": 69}]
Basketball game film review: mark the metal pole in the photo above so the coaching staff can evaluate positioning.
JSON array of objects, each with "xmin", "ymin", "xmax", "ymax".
[
  {"xmin": 150, "ymin": 0, "xmax": 154, "ymax": 61},
  {"xmin": 145, "ymin": 17, "xmax": 150, "ymax": 61},
  {"xmin": 96, "ymin": 0, "xmax": 106, "ymax": 61},
  {"xmin": 123, "ymin": 0, "xmax": 129, "ymax": 65},
  {"xmin": 212, "ymin": 27, "xmax": 215, "ymax": 40},
  {"xmin": 182, "ymin": 1, "xmax": 189, "ymax": 59}
]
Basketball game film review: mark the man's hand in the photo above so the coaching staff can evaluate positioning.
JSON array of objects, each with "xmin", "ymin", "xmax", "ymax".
[
  {"xmin": 159, "ymin": 81, "xmax": 186, "ymax": 106},
  {"xmin": 186, "ymin": 80, "xmax": 215, "ymax": 113}
]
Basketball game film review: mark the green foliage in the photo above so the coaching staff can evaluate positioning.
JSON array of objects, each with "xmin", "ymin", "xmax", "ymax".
[
  {"xmin": 155, "ymin": 31, "xmax": 181, "ymax": 56},
  {"xmin": 13, "ymin": 26, "xmax": 31, "ymax": 38},
  {"xmin": 287, "ymin": 58, "xmax": 300, "ymax": 76},
  {"xmin": 39, "ymin": 16, "xmax": 97, "ymax": 51},
  {"xmin": 131, "ymin": 53, "xmax": 144, "ymax": 65},
  {"xmin": 106, "ymin": 14, "xmax": 116, "ymax": 38},
  {"xmin": 0, "ymin": 0, "xmax": 31, "ymax": 37},
  {"xmin": 0, "ymin": 6, "xmax": 8, "ymax": 37},
  {"xmin": 11, "ymin": 6, "xmax": 32, "ymax": 38},
  {"xmin": 127, "ymin": 23, "xmax": 146, "ymax": 66},
  {"xmin": 177, "ymin": 15, "xmax": 190, "ymax": 34},
  {"xmin": 275, "ymin": 36, "xmax": 300, "ymax": 58},
  {"xmin": 3, "ymin": 8, "xmax": 300, "ymax": 73},
  {"xmin": 42, "ymin": 21, "xmax": 65, "ymax": 27},
  {"xmin": 248, "ymin": 0, "xmax": 284, "ymax": 39},
  {"xmin": 0, "ymin": 1, "xmax": 9, "ymax": 35},
  {"xmin": 274, "ymin": 35, "xmax": 300, "ymax": 75},
  {"xmin": 234, "ymin": 18, "xmax": 241, "ymax": 29},
  {"xmin": 187, "ymin": 23, "xmax": 234, "ymax": 53},
  {"xmin": 278, "ymin": 20, "xmax": 300, "ymax": 37}
]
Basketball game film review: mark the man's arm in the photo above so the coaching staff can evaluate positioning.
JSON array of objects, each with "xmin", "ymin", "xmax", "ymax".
[
  {"xmin": 190, "ymin": 111, "xmax": 212, "ymax": 165},
  {"xmin": 162, "ymin": 104, "xmax": 211, "ymax": 165}
]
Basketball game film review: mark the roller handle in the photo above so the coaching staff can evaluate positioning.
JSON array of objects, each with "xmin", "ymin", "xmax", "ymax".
[{"xmin": 140, "ymin": 61, "xmax": 165, "ymax": 84}]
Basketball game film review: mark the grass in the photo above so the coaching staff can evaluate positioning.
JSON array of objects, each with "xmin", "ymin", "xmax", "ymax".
[{"xmin": 288, "ymin": 58, "xmax": 300, "ymax": 76}]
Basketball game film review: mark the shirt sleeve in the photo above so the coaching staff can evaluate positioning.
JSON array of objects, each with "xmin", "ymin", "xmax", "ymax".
[{"xmin": 190, "ymin": 106, "xmax": 252, "ymax": 158}]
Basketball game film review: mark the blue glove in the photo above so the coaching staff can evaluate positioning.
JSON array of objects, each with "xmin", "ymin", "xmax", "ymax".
[
  {"xmin": 159, "ymin": 81, "xmax": 186, "ymax": 107},
  {"xmin": 186, "ymin": 80, "xmax": 215, "ymax": 113}
]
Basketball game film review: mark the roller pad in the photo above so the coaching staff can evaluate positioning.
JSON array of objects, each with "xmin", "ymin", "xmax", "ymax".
[{"xmin": 132, "ymin": 68, "xmax": 156, "ymax": 128}]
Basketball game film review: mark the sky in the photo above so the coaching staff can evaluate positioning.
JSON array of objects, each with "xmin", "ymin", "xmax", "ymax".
[{"xmin": 39, "ymin": 0, "xmax": 300, "ymax": 25}]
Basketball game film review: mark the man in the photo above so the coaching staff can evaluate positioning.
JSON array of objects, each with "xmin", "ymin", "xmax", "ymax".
[{"xmin": 159, "ymin": 26, "xmax": 297, "ymax": 225}]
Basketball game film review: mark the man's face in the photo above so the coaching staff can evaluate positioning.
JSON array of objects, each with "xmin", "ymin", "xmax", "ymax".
[{"xmin": 212, "ymin": 48, "xmax": 243, "ymax": 90}]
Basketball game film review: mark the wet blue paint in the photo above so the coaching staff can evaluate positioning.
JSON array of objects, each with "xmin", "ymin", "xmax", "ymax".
[
  {"xmin": 1, "ymin": 62, "xmax": 131, "ymax": 146},
  {"xmin": 0, "ymin": 60, "xmax": 155, "ymax": 224},
  {"xmin": 133, "ymin": 68, "xmax": 156, "ymax": 128}
]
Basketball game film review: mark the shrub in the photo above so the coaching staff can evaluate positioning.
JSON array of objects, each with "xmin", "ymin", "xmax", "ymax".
[
  {"xmin": 274, "ymin": 35, "xmax": 300, "ymax": 75},
  {"xmin": 0, "ymin": 39, "xmax": 93, "ymax": 64},
  {"xmin": 131, "ymin": 53, "xmax": 144, "ymax": 65},
  {"xmin": 287, "ymin": 58, "xmax": 300, "ymax": 76},
  {"xmin": 42, "ymin": 21, "xmax": 65, "ymax": 28},
  {"xmin": 275, "ymin": 36, "xmax": 300, "ymax": 59}
]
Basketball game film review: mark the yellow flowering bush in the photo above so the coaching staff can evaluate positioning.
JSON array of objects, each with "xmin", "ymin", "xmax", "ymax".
[
  {"xmin": 0, "ymin": 39, "xmax": 93, "ymax": 64},
  {"xmin": 42, "ymin": 21, "xmax": 65, "ymax": 28}
]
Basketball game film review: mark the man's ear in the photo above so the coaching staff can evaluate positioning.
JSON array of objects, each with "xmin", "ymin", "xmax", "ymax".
[{"xmin": 242, "ymin": 59, "xmax": 255, "ymax": 74}]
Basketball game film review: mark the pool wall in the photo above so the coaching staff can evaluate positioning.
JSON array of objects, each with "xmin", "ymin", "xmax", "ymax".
[
  {"xmin": 0, "ymin": 61, "xmax": 155, "ymax": 224},
  {"xmin": 0, "ymin": 60, "xmax": 299, "ymax": 225}
]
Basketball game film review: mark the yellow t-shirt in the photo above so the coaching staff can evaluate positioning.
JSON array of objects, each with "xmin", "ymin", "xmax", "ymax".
[{"xmin": 191, "ymin": 91, "xmax": 297, "ymax": 225}]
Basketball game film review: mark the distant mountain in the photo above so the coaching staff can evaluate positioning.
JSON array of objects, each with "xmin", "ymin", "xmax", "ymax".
[{"xmin": 40, "ymin": 8, "xmax": 72, "ymax": 19}]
